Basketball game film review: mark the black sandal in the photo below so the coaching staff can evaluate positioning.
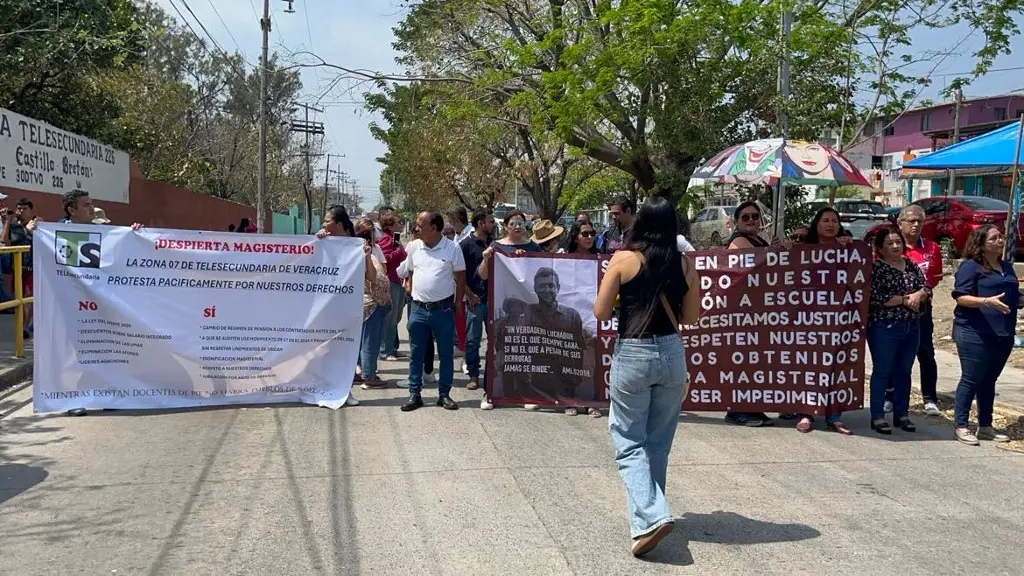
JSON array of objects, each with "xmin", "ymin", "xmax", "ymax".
[
  {"xmin": 871, "ymin": 420, "xmax": 892, "ymax": 435},
  {"xmin": 895, "ymin": 417, "xmax": 916, "ymax": 432}
]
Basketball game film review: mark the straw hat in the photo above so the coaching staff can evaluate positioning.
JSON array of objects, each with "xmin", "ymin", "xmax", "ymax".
[
  {"xmin": 92, "ymin": 207, "xmax": 111, "ymax": 224},
  {"xmin": 531, "ymin": 219, "xmax": 564, "ymax": 244}
]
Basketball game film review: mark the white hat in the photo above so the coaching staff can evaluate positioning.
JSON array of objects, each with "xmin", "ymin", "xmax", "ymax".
[{"xmin": 92, "ymin": 207, "xmax": 111, "ymax": 225}]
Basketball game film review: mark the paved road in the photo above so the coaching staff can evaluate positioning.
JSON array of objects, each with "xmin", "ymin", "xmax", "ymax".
[{"xmin": 2, "ymin": 354, "xmax": 1023, "ymax": 575}]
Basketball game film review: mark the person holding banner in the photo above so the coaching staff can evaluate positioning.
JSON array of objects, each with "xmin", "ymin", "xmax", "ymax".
[
  {"xmin": 795, "ymin": 207, "xmax": 854, "ymax": 434},
  {"xmin": 460, "ymin": 209, "xmax": 495, "ymax": 397},
  {"xmin": 723, "ymin": 201, "xmax": 774, "ymax": 428},
  {"xmin": 950, "ymin": 225, "xmax": 1020, "ymax": 445},
  {"xmin": 59, "ymin": 189, "xmax": 143, "ymax": 416},
  {"xmin": 478, "ymin": 210, "xmax": 541, "ymax": 410},
  {"xmin": 595, "ymin": 196, "xmax": 700, "ymax": 557},
  {"xmin": 316, "ymin": 205, "xmax": 377, "ymax": 407}
]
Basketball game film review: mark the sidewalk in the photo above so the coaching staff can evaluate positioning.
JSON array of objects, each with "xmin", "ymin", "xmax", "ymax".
[
  {"xmin": 0, "ymin": 313, "xmax": 32, "ymax": 391},
  {"xmin": 910, "ymin": 347, "xmax": 1024, "ymax": 411}
]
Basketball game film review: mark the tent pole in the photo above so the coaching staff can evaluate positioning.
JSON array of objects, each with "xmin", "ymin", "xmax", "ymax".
[{"xmin": 1002, "ymin": 115, "xmax": 1024, "ymax": 262}]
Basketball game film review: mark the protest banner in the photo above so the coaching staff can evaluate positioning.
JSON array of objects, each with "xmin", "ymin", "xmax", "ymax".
[
  {"xmin": 491, "ymin": 244, "xmax": 871, "ymax": 413},
  {"xmin": 0, "ymin": 108, "xmax": 130, "ymax": 202},
  {"xmin": 486, "ymin": 253, "xmax": 604, "ymax": 407},
  {"xmin": 32, "ymin": 224, "xmax": 364, "ymax": 412}
]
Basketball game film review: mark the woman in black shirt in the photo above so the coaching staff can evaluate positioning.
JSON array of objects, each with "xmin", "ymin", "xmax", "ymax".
[
  {"xmin": 867, "ymin": 227, "xmax": 928, "ymax": 434},
  {"xmin": 594, "ymin": 196, "xmax": 700, "ymax": 557}
]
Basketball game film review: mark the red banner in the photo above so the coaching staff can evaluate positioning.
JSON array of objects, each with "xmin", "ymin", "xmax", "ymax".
[{"xmin": 489, "ymin": 244, "xmax": 871, "ymax": 413}]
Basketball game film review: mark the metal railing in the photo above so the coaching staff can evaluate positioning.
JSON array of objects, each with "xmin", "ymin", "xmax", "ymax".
[{"xmin": 0, "ymin": 245, "xmax": 33, "ymax": 357}]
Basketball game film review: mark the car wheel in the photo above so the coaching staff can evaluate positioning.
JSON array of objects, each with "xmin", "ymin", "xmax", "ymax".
[
  {"xmin": 938, "ymin": 236, "xmax": 957, "ymax": 260},
  {"xmin": 710, "ymin": 231, "xmax": 722, "ymax": 247}
]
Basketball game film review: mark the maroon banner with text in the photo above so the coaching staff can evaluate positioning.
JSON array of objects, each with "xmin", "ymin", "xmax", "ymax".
[{"xmin": 490, "ymin": 244, "xmax": 871, "ymax": 413}]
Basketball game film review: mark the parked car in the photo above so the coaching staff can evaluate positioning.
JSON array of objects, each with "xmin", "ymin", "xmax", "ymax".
[
  {"xmin": 864, "ymin": 196, "xmax": 1024, "ymax": 259},
  {"xmin": 690, "ymin": 205, "xmax": 737, "ymax": 247},
  {"xmin": 805, "ymin": 198, "xmax": 890, "ymax": 242}
]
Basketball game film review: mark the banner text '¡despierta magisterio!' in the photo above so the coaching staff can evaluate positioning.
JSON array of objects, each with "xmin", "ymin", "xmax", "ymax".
[{"xmin": 154, "ymin": 238, "xmax": 316, "ymax": 255}]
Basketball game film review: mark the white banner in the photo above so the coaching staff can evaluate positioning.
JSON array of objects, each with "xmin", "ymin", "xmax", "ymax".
[
  {"xmin": 32, "ymin": 224, "xmax": 364, "ymax": 412},
  {"xmin": 0, "ymin": 108, "xmax": 130, "ymax": 202}
]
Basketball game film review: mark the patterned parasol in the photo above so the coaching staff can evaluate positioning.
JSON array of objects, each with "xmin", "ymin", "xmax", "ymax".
[{"xmin": 692, "ymin": 138, "xmax": 873, "ymax": 188}]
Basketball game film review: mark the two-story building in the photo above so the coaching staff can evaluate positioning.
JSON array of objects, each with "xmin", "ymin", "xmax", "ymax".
[{"xmin": 822, "ymin": 94, "xmax": 1024, "ymax": 204}]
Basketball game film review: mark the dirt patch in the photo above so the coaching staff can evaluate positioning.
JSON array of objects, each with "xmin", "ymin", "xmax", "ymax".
[{"xmin": 906, "ymin": 389, "xmax": 1024, "ymax": 453}]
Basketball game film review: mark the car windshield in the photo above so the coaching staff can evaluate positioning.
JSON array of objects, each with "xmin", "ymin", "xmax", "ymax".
[
  {"xmin": 958, "ymin": 197, "xmax": 1009, "ymax": 211},
  {"xmin": 839, "ymin": 201, "xmax": 888, "ymax": 215}
]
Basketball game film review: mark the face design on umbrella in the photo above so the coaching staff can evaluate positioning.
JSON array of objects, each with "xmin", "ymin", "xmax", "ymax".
[
  {"xmin": 743, "ymin": 140, "xmax": 780, "ymax": 171},
  {"xmin": 786, "ymin": 141, "xmax": 833, "ymax": 176}
]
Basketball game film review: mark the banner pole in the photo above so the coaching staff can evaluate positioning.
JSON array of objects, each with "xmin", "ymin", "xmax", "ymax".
[{"xmin": 1003, "ymin": 115, "xmax": 1024, "ymax": 262}]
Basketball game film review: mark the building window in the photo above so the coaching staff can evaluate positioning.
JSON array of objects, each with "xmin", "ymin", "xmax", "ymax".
[
  {"xmin": 920, "ymin": 113, "xmax": 931, "ymax": 131},
  {"xmin": 995, "ymin": 107, "xmax": 1007, "ymax": 121},
  {"xmin": 883, "ymin": 124, "xmax": 895, "ymax": 136},
  {"xmin": 882, "ymin": 156, "xmax": 893, "ymax": 171}
]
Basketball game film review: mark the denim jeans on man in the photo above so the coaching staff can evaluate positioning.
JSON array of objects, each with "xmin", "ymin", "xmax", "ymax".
[
  {"xmin": 953, "ymin": 327, "xmax": 1013, "ymax": 429},
  {"xmin": 359, "ymin": 304, "xmax": 390, "ymax": 380},
  {"xmin": 465, "ymin": 301, "xmax": 487, "ymax": 384},
  {"xmin": 408, "ymin": 299, "xmax": 455, "ymax": 395},
  {"xmin": 867, "ymin": 319, "xmax": 920, "ymax": 421},
  {"xmin": 608, "ymin": 335, "xmax": 687, "ymax": 539},
  {"xmin": 381, "ymin": 281, "xmax": 406, "ymax": 357}
]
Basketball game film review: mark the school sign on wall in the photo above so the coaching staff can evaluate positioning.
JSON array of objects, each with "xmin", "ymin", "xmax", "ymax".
[{"xmin": 0, "ymin": 107, "xmax": 130, "ymax": 203}]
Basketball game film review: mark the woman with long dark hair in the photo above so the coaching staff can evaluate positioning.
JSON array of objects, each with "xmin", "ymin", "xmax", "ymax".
[
  {"xmin": 791, "ymin": 206, "xmax": 854, "ymax": 434},
  {"xmin": 316, "ymin": 205, "xmax": 376, "ymax": 407},
  {"xmin": 565, "ymin": 221, "xmax": 599, "ymax": 255},
  {"xmin": 950, "ymin": 225, "xmax": 1021, "ymax": 445},
  {"xmin": 595, "ymin": 196, "xmax": 700, "ymax": 557},
  {"xmin": 867, "ymin": 227, "xmax": 927, "ymax": 435}
]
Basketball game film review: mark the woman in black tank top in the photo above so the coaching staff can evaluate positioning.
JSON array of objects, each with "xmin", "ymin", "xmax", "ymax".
[
  {"xmin": 594, "ymin": 196, "xmax": 700, "ymax": 557},
  {"xmin": 724, "ymin": 201, "xmax": 774, "ymax": 427}
]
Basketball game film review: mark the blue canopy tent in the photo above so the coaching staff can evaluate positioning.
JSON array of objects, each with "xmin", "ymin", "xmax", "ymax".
[{"xmin": 903, "ymin": 117, "xmax": 1024, "ymax": 260}]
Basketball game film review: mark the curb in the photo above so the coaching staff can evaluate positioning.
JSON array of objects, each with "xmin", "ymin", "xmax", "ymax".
[{"xmin": 0, "ymin": 359, "xmax": 31, "ymax": 393}]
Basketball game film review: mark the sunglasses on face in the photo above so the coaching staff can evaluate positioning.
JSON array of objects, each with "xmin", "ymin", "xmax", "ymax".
[
  {"xmin": 789, "ymin": 234, "xmax": 806, "ymax": 241},
  {"xmin": 739, "ymin": 212, "xmax": 760, "ymax": 222},
  {"xmin": 580, "ymin": 231, "xmax": 595, "ymax": 238},
  {"xmin": 507, "ymin": 220, "xmax": 525, "ymax": 228}
]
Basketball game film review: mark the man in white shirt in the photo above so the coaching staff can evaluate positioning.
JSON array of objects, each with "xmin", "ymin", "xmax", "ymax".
[
  {"xmin": 447, "ymin": 205, "xmax": 474, "ymax": 244},
  {"xmin": 400, "ymin": 211, "xmax": 467, "ymax": 411}
]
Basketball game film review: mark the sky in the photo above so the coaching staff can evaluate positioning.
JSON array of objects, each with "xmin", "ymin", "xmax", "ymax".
[{"xmin": 153, "ymin": 1, "xmax": 1023, "ymax": 212}]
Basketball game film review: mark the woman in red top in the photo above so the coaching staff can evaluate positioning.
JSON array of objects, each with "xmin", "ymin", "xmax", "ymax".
[{"xmin": 377, "ymin": 213, "xmax": 408, "ymax": 360}]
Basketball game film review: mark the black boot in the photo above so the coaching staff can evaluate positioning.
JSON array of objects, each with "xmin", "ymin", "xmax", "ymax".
[
  {"xmin": 401, "ymin": 393, "xmax": 424, "ymax": 412},
  {"xmin": 436, "ymin": 396, "xmax": 459, "ymax": 410}
]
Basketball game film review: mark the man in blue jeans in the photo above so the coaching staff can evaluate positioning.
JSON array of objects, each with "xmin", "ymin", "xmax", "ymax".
[
  {"xmin": 399, "ymin": 211, "xmax": 467, "ymax": 412},
  {"xmin": 459, "ymin": 209, "xmax": 495, "ymax": 407}
]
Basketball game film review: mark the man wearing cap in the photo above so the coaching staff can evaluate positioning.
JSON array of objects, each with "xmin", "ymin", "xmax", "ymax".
[{"xmin": 531, "ymin": 219, "xmax": 564, "ymax": 253}]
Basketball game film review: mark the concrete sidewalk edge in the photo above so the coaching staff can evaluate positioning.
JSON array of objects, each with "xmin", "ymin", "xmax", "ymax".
[{"xmin": 0, "ymin": 358, "xmax": 31, "ymax": 393}]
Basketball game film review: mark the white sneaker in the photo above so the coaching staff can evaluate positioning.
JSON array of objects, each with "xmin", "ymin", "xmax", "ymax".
[
  {"xmin": 924, "ymin": 402, "xmax": 941, "ymax": 416},
  {"xmin": 883, "ymin": 400, "xmax": 893, "ymax": 414},
  {"xmin": 423, "ymin": 372, "xmax": 437, "ymax": 385},
  {"xmin": 462, "ymin": 361, "xmax": 469, "ymax": 375},
  {"xmin": 523, "ymin": 404, "xmax": 539, "ymax": 411},
  {"xmin": 396, "ymin": 379, "xmax": 410, "ymax": 389},
  {"xmin": 480, "ymin": 397, "xmax": 494, "ymax": 410},
  {"xmin": 345, "ymin": 394, "xmax": 360, "ymax": 407}
]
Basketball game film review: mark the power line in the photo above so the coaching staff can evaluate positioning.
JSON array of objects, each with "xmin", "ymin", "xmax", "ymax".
[
  {"xmin": 177, "ymin": 0, "xmax": 228, "ymax": 55},
  {"xmin": 204, "ymin": 0, "xmax": 242, "ymax": 54}
]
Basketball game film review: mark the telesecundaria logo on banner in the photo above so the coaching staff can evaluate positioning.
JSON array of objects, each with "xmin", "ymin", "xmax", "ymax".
[{"xmin": 55, "ymin": 231, "xmax": 102, "ymax": 268}]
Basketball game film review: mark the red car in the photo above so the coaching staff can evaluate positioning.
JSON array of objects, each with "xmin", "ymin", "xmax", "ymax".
[{"xmin": 864, "ymin": 196, "xmax": 1024, "ymax": 259}]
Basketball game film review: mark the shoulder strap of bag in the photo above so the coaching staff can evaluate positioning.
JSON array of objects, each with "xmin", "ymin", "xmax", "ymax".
[{"xmin": 659, "ymin": 254, "xmax": 691, "ymax": 339}]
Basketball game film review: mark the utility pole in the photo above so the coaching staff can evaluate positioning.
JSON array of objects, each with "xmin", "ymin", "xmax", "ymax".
[
  {"xmin": 257, "ymin": 0, "xmax": 295, "ymax": 233},
  {"xmin": 773, "ymin": 8, "xmax": 792, "ymax": 241},
  {"xmin": 288, "ymin": 102, "xmax": 325, "ymax": 233},
  {"xmin": 946, "ymin": 87, "xmax": 963, "ymax": 196}
]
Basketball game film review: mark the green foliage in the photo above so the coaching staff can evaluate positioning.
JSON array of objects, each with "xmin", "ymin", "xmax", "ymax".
[{"xmin": 0, "ymin": 0, "xmax": 309, "ymax": 212}]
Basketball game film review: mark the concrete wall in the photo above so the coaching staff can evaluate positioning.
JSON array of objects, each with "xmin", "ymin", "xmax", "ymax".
[{"xmin": 0, "ymin": 161, "xmax": 268, "ymax": 232}]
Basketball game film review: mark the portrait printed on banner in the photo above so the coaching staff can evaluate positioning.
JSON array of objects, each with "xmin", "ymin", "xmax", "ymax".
[{"xmin": 490, "ymin": 254, "xmax": 601, "ymax": 405}]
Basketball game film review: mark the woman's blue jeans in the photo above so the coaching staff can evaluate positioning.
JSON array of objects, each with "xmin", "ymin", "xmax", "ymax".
[
  {"xmin": 359, "ymin": 304, "xmax": 390, "ymax": 380},
  {"xmin": 867, "ymin": 319, "xmax": 920, "ymax": 421},
  {"xmin": 608, "ymin": 335, "xmax": 687, "ymax": 539},
  {"xmin": 953, "ymin": 329, "xmax": 1013, "ymax": 428},
  {"xmin": 380, "ymin": 281, "xmax": 406, "ymax": 357}
]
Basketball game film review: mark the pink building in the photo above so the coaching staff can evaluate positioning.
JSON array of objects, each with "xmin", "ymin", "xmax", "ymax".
[{"xmin": 882, "ymin": 95, "xmax": 1024, "ymax": 154}]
